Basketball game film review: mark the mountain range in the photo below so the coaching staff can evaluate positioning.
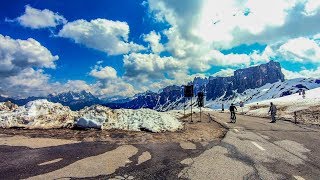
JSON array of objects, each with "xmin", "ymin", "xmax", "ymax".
[{"xmin": 1, "ymin": 61, "xmax": 319, "ymax": 111}]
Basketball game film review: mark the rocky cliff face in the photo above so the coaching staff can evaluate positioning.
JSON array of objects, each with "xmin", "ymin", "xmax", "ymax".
[
  {"xmin": 233, "ymin": 61, "xmax": 284, "ymax": 93},
  {"xmin": 206, "ymin": 61, "xmax": 285, "ymax": 100},
  {"xmin": 206, "ymin": 76, "xmax": 234, "ymax": 101}
]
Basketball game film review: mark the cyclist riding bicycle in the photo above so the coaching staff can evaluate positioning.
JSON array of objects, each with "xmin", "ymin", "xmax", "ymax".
[{"xmin": 229, "ymin": 103, "xmax": 237, "ymax": 123}]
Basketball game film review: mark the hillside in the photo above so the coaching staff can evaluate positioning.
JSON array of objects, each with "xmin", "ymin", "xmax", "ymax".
[
  {"xmin": 106, "ymin": 61, "xmax": 287, "ymax": 111},
  {"xmin": 204, "ymin": 78, "xmax": 320, "ymax": 109},
  {"xmin": 243, "ymin": 87, "xmax": 320, "ymax": 125}
]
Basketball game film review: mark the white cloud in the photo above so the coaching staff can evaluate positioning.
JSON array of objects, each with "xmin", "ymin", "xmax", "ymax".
[
  {"xmin": 184, "ymin": 49, "xmax": 252, "ymax": 72},
  {"xmin": 0, "ymin": 34, "xmax": 58, "ymax": 76},
  {"xmin": 212, "ymin": 68, "xmax": 235, "ymax": 77},
  {"xmin": 304, "ymin": 0, "xmax": 320, "ymax": 16},
  {"xmin": 96, "ymin": 80, "xmax": 136, "ymax": 97},
  {"xmin": 147, "ymin": 73, "xmax": 206, "ymax": 91},
  {"xmin": 282, "ymin": 68, "xmax": 320, "ymax": 79},
  {"xmin": 12, "ymin": 5, "xmax": 67, "ymax": 29},
  {"xmin": 278, "ymin": 37, "xmax": 320, "ymax": 63},
  {"xmin": 250, "ymin": 46, "xmax": 276, "ymax": 63},
  {"xmin": 58, "ymin": 19, "xmax": 145, "ymax": 55},
  {"xmin": 59, "ymin": 80, "xmax": 96, "ymax": 94},
  {"xmin": 6, "ymin": 68, "xmax": 49, "ymax": 87},
  {"xmin": 145, "ymin": 0, "xmax": 320, "ymax": 73},
  {"xmin": 208, "ymin": 50, "xmax": 251, "ymax": 67},
  {"xmin": 147, "ymin": 0, "xmax": 320, "ymax": 51},
  {"xmin": 90, "ymin": 66, "xmax": 117, "ymax": 80},
  {"xmin": 0, "ymin": 68, "xmax": 54, "ymax": 98},
  {"xmin": 143, "ymin": 31, "xmax": 164, "ymax": 54},
  {"xmin": 0, "ymin": 69, "xmax": 99, "ymax": 98},
  {"xmin": 123, "ymin": 53, "xmax": 184, "ymax": 80},
  {"xmin": 87, "ymin": 64, "xmax": 137, "ymax": 97}
]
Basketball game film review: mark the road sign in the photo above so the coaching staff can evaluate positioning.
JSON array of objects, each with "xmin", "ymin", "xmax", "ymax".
[
  {"xmin": 197, "ymin": 92, "xmax": 204, "ymax": 107},
  {"xmin": 184, "ymin": 85, "xmax": 194, "ymax": 97}
]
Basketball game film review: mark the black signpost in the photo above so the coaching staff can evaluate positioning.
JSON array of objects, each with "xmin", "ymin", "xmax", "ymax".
[{"xmin": 184, "ymin": 85, "xmax": 194, "ymax": 122}]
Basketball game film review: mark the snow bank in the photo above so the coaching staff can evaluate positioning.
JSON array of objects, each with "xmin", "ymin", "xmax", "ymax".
[
  {"xmin": 76, "ymin": 105, "xmax": 182, "ymax": 132},
  {"xmin": 243, "ymin": 87, "xmax": 320, "ymax": 125},
  {"xmin": 0, "ymin": 99, "xmax": 76, "ymax": 129},
  {"xmin": 0, "ymin": 100, "xmax": 182, "ymax": 132},
  {"xmin": 76, "ymin": 105, "xmax": 115, "ymax": 129},
  {"xmin": 108, "ymin": 108, "xmax": 182, "ymax": 132}
]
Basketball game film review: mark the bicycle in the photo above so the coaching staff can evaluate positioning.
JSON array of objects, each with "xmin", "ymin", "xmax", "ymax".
[{"xmin": 230, "ymin": 111, "xmax": 236, "ymax": 123}]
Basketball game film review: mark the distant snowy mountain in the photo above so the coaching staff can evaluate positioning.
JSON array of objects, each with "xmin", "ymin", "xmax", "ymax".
[
  {"xmin": 107, "ymin": 61, "xmax": 290, "ymax": 111},
  {"xmin": 47, "ymin": 90, "xmax": 100, "ymax": 110},
  {"xmin": 0, "ymin": 90, "xmax": 101, "ymax": 110}
]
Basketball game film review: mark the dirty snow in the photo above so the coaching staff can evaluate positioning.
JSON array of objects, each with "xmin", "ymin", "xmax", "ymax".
[
  {"xmin": 76, "ymin": 105, "xmax": 114, "ymax": 129},
  {"xmin": 0, "ymin": 101, "xmax": 18, "ymax": 111},
  {"xmin": 77, "ymin": 105, "xmax": 182, "ymax": 132},
  {"xmin": 0, "ymin": 99, "xmax": 76, "ymax": 129},
  {"xmin": 0, "ymin": 100, "xmax": 182, "ymax": 132}
]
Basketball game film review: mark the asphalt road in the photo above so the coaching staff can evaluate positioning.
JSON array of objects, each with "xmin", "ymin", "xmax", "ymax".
[
  {"xmin": 202, "ymin": 111, "xmax": 320, "ymax": 180},
  {"xmin": 0, "ymin": 112, "xmax": 320, "ymax": 180}
]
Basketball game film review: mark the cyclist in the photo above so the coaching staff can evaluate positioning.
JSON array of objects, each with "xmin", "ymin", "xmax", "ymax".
[{"xmin": 229, "ymin": 103, "xmax": 237, "ymax": 123}]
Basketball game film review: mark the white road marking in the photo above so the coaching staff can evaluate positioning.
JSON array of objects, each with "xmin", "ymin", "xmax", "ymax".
[
  {"xmin": 293, "ymin": 176, "xmax": 305, "ymax": 180},
  {"xmin": 234, "ymin": 129, "xmax": 239, "ymax": 132},
  {"xmin": 38, "ymin": 158, "xmax": 63, "ymax": 166},
  {"xmin": 251, "ymin": 141, "xmax": 265, "ymax": 151}
]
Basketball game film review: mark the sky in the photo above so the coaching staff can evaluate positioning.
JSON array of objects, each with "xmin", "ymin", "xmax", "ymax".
[{"xmin": 0, "ymin": 0, "xmax": 320, "ymax": 98}]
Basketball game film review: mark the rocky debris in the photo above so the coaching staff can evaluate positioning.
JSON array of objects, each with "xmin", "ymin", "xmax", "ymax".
[
  {"xmin": 291, "ymin": 106, "xmax": 320, "ymax": 125},
  {"xmin": 0, "ymin": 101, "xmax": 18, "ymax": 111}
]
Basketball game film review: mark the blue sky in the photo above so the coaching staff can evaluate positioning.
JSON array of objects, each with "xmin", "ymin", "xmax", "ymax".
[{"xmin": 0, "ymin": 0, "xmax": 320, "ymax": 98}]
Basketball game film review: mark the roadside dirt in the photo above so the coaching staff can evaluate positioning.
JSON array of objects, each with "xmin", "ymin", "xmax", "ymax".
[{"xmin": 0, "ymin": 112, "xmax": 226, "ymax": 144}]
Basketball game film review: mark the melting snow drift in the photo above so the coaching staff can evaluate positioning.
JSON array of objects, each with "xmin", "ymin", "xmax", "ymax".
[{"xmin": 0, "ymin": 100, "xmax": 182, "ymax": 132}]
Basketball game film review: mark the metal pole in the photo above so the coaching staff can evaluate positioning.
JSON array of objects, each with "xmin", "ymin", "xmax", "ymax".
[
  {"xmin": 191, "ymin": 97, "xmax": 193, "ymax": 123},
  {"xmin": 184, "ymin": 97, "xmax": 185, "ymax": 116},
  {"xmin": 199, "ymin": 106, "xmax": 201, "ymax": 122},
  {"xmin": 294, "ymin": 112, "xmax": 297, "ymax": 124}
]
